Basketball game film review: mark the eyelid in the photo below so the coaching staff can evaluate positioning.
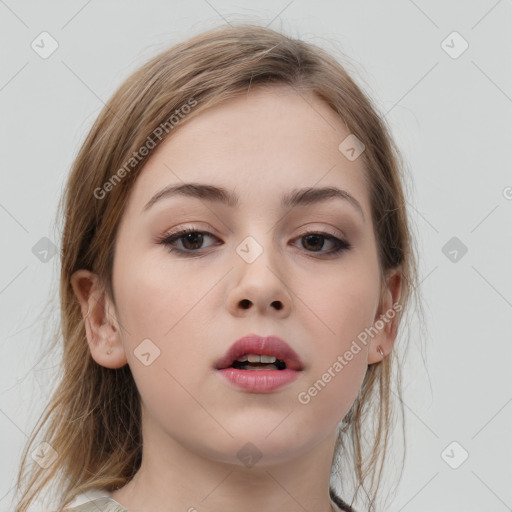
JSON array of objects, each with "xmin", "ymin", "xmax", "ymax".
[
  {"xmin": 158, "ymin": 222, "xmax": 217, "ymax": 239},
  {"xmin": 294, "ymin": 223, "xmax": 347, "ymax": 241}
]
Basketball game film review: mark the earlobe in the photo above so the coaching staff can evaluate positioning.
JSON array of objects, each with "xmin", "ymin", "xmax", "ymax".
[
  {"xmin": 70, "ymin": 269, "xmax": 127, "ymax": 369},
  {"xmin": 367, "ymin": 268, "xmax": 402, "ymax": 365}
]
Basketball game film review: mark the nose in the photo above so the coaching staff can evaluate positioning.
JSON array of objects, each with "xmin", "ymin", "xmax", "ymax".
[{"xmin": 226, "ymin": 237, "xmax": 293, "ymax": 318}]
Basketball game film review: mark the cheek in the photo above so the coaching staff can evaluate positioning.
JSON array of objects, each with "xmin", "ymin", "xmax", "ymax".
[
  {"xmin": 113, "ymin": 246, "xmax": 211, "ymax": 339},
  {"xmin": 295, "ymin": 260, "xmax": 379, "ymax": 415},
  {"xmin": 112, "ymin": 252, "xmax": 206, "ymax": 421},
  {"xmin": 299, "ymin": 257, "xmax": 380, "ymax": 344},
  {"xmin": 112, "ymin": 249, "xmax": 217, "ymax": 388}
]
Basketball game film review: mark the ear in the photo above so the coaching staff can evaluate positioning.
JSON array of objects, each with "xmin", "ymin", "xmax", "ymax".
[
  {"xmin": 70, "ymin": 269, "xmax": 127, "ymax": 369},
  {"xmin": 367, "ymin": 267, "xmax": 402, "ymax": 364}
]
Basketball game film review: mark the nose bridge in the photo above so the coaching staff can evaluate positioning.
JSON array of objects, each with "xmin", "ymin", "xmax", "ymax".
[{"xmin": 232, "ymin": 213, "xmax": 276, "ymax": 261}]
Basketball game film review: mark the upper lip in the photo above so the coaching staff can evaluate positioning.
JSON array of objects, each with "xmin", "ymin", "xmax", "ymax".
[{"xmin": 214, "ymin": 334, "xmax": 304, "ymax": 371}]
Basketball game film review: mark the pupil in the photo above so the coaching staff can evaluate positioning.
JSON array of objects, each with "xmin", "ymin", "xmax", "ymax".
[
  {"xmin": 183, "ymin": 232, "xmax": 203, "ymax": 250},
  {"xmin": 303, "ymin": 234, "xmax": 323, "ymax": 251}
]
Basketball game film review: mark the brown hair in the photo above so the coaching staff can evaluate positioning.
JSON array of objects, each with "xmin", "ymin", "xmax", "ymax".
[{"xmin": 15, "ymin": 23, "xmax": 422, "ymax": 512}]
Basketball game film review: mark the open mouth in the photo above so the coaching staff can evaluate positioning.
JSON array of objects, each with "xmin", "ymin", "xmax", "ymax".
[
  {"xmin": 216, "ymin": 347, "xmax": 301, "ymax": 392},
  {"xmin": 230, "ymin": 358, "xmax": 287, "ymax": 371},
  {"xmin": 214, "ymin": 334, "xmax": 304, "ymax": 373}
]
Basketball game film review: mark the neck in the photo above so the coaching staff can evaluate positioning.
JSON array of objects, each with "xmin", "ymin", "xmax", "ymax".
[{"xmin": 110, "ymin": 408, "xmax": 342, "ymax": 512}]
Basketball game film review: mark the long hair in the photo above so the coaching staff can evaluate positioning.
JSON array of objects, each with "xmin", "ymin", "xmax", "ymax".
[{"xmin": 15, "ymin": 23, "xmax": 422, "ymax": 512}]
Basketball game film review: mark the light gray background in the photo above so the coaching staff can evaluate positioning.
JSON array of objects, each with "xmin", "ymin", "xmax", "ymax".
[{"xmin": 1, "ymin": 1, "xmax": 511, "ymax": 511}]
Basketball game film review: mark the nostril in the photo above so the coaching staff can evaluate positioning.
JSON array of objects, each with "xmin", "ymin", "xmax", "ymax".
[{"xmin": 240, "ymin": 299, "xmax": 251, "ymax": 309}]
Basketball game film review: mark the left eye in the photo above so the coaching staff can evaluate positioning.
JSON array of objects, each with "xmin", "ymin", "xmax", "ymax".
[
  {"xmin": 159, "ymin": 228, "xmax": 351, "ymax": 257},
  {"xmin": 295, "ymin": 232, "xmax": 340, "ymax": 252}
]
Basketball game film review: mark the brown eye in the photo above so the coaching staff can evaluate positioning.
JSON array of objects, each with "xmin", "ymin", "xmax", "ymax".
[
  {"xmin": 160, "ymin": 228, "xmax": 219, "ymax": 255},
  {"xmin": 301, "ymin": 233, "xmax": 330, "ymax": 252},
  {"xmin": 159, "ymin": 228, "xmax": 350, "ymax": 258},
  {"xmin": 180, "ymin": 231, "xmax": 205, "ymax": 250},
  {"xmin": 294, "ymin": 231, "xmax": 351, "ymax": 257}
]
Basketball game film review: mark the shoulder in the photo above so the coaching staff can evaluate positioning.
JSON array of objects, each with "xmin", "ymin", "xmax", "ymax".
[
  {"xmin": 329, "ymin": 487, "xmax": 357, "ymax": 512},
  {"xmin": 64, "ymin": 497, "xmax": 129, "ymax": 512},
  {"xmin": 61, "ymin": 490, "xmax": 128, "ymax": 512}
]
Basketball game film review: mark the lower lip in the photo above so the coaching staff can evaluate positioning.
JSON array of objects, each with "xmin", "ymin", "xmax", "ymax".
[{"xmin": 216, "ymin": 368, "xmax": 301, "ymax": 393}]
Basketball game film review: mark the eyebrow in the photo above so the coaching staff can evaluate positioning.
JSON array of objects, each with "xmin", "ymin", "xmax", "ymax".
[{"xmin": 142, "ymin": 182, "xmax": 365, "ymax": 221}]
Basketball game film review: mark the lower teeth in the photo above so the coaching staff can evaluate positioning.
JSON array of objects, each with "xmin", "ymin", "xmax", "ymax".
[{"xmin": 239, "ymin": 364, "xmax": 279, "ymax": 370}]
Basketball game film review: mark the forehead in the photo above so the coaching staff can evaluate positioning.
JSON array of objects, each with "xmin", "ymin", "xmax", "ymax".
[{"xmin": 122, "ymin": 85, "xmax": 371, "ymax": 218}]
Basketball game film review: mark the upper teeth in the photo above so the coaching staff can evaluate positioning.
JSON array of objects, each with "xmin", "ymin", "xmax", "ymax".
[{"xmin": 236, "ymin": 354, "xmax": 278, "ymax": 363}]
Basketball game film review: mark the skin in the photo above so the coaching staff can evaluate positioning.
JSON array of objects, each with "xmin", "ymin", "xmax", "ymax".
[{"xmin": 71, "ymin": 84, "xmax": 401, "ymax": 512}]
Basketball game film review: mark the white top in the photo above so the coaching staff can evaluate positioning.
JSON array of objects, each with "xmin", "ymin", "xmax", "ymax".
[
  {"xmin": 63, "ymin": 489, "xmax": 128, "ymax": 512},
  {"xmin": 64, "ymin": 488, "xmax": 112, "ymax": 508},
  {"xmin": 62, "ymin": 489, "xmax": 347, "ymax": 511}
]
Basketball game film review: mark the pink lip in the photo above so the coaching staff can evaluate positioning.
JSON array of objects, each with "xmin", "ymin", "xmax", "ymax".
[
  {"xmin": 214, "ymin": 334, "xmax": 304, "ymax": 393},
  {"xmin": 216, "ymin": 368, "xmax": 301, "ymax": 393}
]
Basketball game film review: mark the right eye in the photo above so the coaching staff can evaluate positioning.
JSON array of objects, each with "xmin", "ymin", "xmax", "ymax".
[{"xmin": 158, "ymin": 228, "xmax": 221, "ymax": 255}]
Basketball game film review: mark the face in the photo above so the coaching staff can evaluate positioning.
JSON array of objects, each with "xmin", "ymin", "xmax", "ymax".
[{"xmin": 101, "ymin": 85, "xmax": 392, "ymax": 466}]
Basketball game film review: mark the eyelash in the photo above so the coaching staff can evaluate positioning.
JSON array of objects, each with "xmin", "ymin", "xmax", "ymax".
[{"xmin": 157, "ymin": 227, "xmax": 351, "ymax": 258}]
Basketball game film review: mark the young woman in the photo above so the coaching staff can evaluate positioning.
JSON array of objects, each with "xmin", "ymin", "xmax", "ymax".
[{"xmin": 15, "ymin": 23, "xmax": 420, "ymax": 512}]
